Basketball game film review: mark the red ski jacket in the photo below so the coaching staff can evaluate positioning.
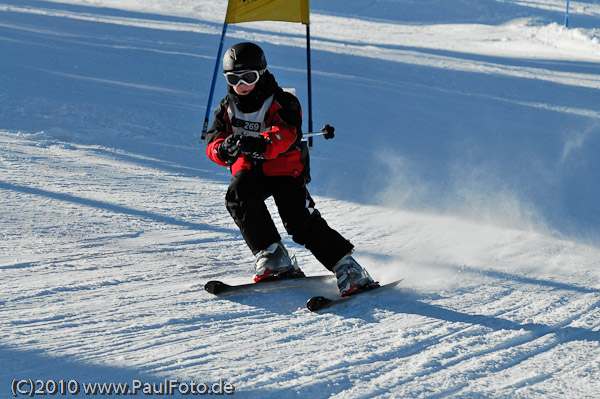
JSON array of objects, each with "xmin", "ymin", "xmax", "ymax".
[{"xmin": 205, "ymin": 74, "xmax": 308, "ymax": 178}]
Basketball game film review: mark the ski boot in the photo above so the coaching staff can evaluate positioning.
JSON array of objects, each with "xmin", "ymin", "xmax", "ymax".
[
  {"xmin": 253, "ymin": 242, "xmax": 302, "ymax": 282},
  {"xmin": 332, "ymin": 253, "xmax": 376, "ymax": 296}
]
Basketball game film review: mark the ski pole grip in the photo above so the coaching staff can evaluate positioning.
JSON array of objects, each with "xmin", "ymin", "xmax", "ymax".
[{"xmin": 321, "ymin": 124, "xmax": 335, "ymax": 140}]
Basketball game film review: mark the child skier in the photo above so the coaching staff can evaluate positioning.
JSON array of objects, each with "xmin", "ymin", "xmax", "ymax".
[{"xmin": 205, "ymin": 42, "xmax": 374, "ymax": 296}]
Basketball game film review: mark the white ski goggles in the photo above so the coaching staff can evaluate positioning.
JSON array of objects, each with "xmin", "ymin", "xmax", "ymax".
[{"xmin": 224, "ymin": 69, "xmax": 265, "ymax": 87}]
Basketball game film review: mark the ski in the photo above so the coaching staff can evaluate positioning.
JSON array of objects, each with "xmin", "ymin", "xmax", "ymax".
[
  {"xmin": 205, "ymin": 273, "xmax": 333, "ymax": 296},
  {"xmin": 306, "ymin": 279, "xmax": 404, "ymax": 312}
]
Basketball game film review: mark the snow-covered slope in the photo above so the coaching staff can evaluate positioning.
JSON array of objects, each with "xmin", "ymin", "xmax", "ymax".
[{"xmin": 2, "ymin": 1, "xmax": 600, "ymax": 397}]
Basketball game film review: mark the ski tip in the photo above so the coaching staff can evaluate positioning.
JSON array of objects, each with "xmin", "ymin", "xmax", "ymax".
[
  {"xmin": 306, "ymin": 296, "xmax": 332, "ymax": 312},
  {"xmin": 205, "ymin": 280, "xmax": 225, "ymax": 295}
]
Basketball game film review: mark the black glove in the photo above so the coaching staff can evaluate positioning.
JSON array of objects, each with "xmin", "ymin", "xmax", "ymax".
[
  {"xmin": 217, "ymin": 135, "xmax": 241, "ymax": 164},
  {"xmin": 239, "ymin": 135, "xmax": 268, "ymax": 159}
]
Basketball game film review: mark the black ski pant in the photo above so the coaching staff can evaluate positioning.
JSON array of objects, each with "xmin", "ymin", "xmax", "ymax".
[{"xmin": 225, "ymin": 169, "xmax": 354, "ymax": 270}]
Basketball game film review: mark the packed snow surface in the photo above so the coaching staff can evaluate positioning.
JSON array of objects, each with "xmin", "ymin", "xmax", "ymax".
[{"xmin": 2, "ymin": 0, "xmax": 600, "ymax": 398}]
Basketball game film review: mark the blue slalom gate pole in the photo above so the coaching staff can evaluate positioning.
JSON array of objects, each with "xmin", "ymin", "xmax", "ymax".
[
  {"xmin": 201, "ymin": 23, "xmax": 228, "ymax": 141},
  {"xmin": 565, "ymin": 0, "xmax": 570, "ymax": 27},
  {"xmin": 306, "ymin": 23, "xmax": 314, "ymax": 147}
]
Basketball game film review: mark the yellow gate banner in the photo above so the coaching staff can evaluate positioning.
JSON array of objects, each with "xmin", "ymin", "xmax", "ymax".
[{"xmin": 225, "ymin": 0, "xmax": 309, "ymax": 24}]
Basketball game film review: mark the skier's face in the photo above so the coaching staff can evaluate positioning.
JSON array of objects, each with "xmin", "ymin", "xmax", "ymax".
[{"xmin": 233, "ymin": 83, "xmax": 256, "ymax": 96}]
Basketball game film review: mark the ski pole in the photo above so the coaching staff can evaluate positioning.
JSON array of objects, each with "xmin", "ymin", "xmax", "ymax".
[
  {"xmin": 302, "ymin": 124, "xmax": 335, "ymax": 140},
  {"xmin": 202, "ymin": 124, "xmax": 335, "ymax": 143}
]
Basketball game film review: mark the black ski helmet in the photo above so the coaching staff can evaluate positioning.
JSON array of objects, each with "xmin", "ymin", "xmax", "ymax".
[{"xmin": 223, "ymin": 42, "xmax": 267, "ymax": 73}]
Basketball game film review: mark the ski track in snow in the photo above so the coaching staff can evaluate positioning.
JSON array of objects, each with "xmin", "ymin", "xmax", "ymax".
[
  {"xmin": 2, "ymin": 128, "xmax": 600, "ymax": 397},
  {"xmin": 2, "ymin": 0, "xmax": 600, "ymax": 398}
]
